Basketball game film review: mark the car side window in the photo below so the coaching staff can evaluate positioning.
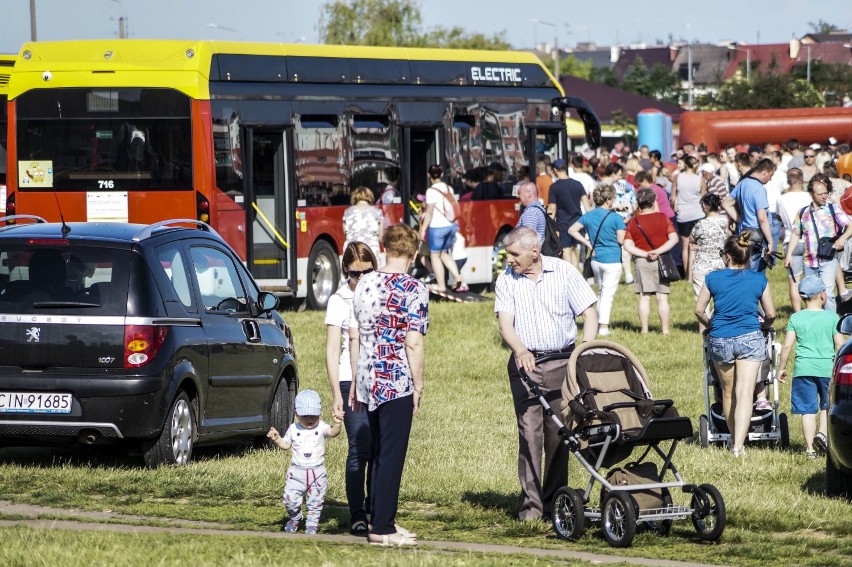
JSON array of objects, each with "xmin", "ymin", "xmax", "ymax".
[
  {"xmin": 189, "ymin": 246, "xmax": 247, "ymax": 313},
  {"xmin": 234, "ymin": 258, "xmax": 259, "ymax": 305},
  {"xmin": 155, "ymin": 243, "xmax": 193, "ymax": 308}
]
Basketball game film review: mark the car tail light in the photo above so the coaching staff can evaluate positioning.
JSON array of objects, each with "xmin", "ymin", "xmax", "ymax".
[
  {"xmin": 834, "ymin": 354, "xmax": 852, "ymax": 385},
  {"xmin": 124, "ymin": 325, "xmax": 169, "ymax": 368},
  {"xmin": 196, "ymin": 191, "xmax": 210, "ymax": 224}
]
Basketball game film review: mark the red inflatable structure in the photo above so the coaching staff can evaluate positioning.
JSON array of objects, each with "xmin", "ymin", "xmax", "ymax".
[{"xmin": 679, "ymin": 107, "xmax": 852, "ymax": 153}]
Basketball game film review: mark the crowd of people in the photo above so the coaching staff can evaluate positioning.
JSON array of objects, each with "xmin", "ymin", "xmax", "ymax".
[{"xmin": 268, "ymin": 137, "xmax": 852, "ymax": 542}]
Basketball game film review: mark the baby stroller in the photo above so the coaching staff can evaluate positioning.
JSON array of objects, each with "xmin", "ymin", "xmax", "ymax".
[
  {"xmin": 698, "ymin": 329, "xmax": 790, "ymax": 449},
  {"xmin": 519, "ymin": 341, "xmax": 726, "ymax": 548}
]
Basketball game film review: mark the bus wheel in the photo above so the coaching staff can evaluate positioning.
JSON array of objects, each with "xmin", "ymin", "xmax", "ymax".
[{"xmin": 307, "ymin": 240, "xmax": 339, "ymax": 310}]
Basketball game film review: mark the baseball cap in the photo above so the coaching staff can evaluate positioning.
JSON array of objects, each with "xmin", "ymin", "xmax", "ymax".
[
  {"xmin": 809, "ymin": 143, "xmax": 822, "ymax": 151},
  {"xmin": 552, "ymin": 158, "xmax": 567, "ymax": 170},
  {"xmin": 798, "ymin": 275, "xmax": 826, "ymax": 299},
  {"xmin": 294, "ymin": 389, "xmax": 322, "ymax": 416},
  {"xmin": 699, "ymin": 163, "xmax": 716, "ymax": 174}
]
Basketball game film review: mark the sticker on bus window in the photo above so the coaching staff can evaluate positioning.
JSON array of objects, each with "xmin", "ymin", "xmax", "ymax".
[
  {"xmin": 18, "ymin": 161, "xmax": 54, "ymax": 188},
  {"xmin": 87, "ymin": 191, "xmax": 129, "ymax": 223}
]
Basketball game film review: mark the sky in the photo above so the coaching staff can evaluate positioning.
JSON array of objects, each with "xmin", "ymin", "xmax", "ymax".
[{"xmin": 0, "ymin": 0, "xmax": 850, "ymax": 55}]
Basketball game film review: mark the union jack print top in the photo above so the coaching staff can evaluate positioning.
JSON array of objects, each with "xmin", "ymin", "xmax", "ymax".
[{"xmin": 351, "ymin": 271, "xmax": 429, "ymax": 411}]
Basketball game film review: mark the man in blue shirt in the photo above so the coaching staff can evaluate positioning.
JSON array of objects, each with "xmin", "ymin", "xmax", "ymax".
[
  {"xmin": 724, "ymin": 158, "xmax": 776, "ymax": 271},
  {"xmin": 516, "ymin": 182, "xmax": 546, "ymax": 243}
]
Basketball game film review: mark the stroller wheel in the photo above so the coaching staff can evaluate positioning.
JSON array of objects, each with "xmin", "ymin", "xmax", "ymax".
[
  {"xmin": 690, "ymin": 483, "xmax": 726, "ymax": 541},
  {"xmin": 552, "ymin": 487, "xmax": 585, "ymax": 541},
  {"xmin": 601, "ymin": 491, "xmax": 637, "ymax": 548},
  {"xmin": 779, "ymin": 413, "xmax": 790, "ymax": 449},
  {"xmin": 698, "ymin": 415, "xmax": 710, "ymax": 448}
]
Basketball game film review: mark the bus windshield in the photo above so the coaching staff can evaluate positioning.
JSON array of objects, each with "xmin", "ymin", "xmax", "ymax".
[{"xmin": 15, "ymin": 88, "xmax": 192, "ymax": 191}]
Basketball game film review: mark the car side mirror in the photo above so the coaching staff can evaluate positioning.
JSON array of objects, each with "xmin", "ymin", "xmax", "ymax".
[
  {"xmin": 258, "ymin": 291, "xmax": 279, "ymax": 313},
  {"xmin": 838, "ymin": 314, "xmax": 852, "ymax": 335}
]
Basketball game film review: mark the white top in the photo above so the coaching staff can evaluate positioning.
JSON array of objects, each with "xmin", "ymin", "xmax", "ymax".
[
  {"xmin": 572, "ymin": 172, "xmax": 596, "ymax": 196},
  {"xmin": 324, "ymin": 285, "xmax": 354, "ymax": 382},
  {"xmin": 283, "ymin": 421, "xmax": 333, "ymax": 468},
  {"xmin": 494, "ymin": 256, "xmax": 597, "ymax": 351},
  {"xmin": 764, "ymin": 170, "xmax": 787, "ymax": 214},
  {"xmin": 425, "ymin": 182, "xmax": 454, "ymax": 228},
  {"xmin": 777, "ymin": 191, "xmax": 812, "ymax": 243}
]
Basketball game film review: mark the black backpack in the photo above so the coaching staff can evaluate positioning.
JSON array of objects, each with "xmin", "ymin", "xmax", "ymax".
[{"xmin": 534, "ymin": 205, "xmax": 562, "ymax": 257}]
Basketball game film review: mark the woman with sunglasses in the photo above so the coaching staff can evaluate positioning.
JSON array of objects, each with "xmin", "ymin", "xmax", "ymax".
[
  {"xmin": 325, "ymin": 241, "xmax": 377, "ymax": 536},
  {"xmin": 349, "ymin": 224, "xmax": 428, "ymax": 547},
  {"xmin": 695, "ymin": 232, "xmax": 776, "ymax": 457}
]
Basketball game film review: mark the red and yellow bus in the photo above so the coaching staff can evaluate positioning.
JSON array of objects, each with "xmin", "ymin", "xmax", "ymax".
[
  {"xmin": 4, "ymin": 40, "xmax": 599, "ymax": 308},
  {"xmin": 0, "ymin": 54, "xmax": 15, "ymax": 212}
]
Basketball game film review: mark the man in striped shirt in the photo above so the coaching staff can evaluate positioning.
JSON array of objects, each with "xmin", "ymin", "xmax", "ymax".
[{"xmin": 495, "ymin": 227, "xmax": 597, "ymax": 522}]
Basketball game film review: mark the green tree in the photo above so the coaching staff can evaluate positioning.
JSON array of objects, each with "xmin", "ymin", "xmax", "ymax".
[
  {"xmin": 589, "ymin": 66, "xmax": 618, "ymax": 87},
  {"xmin": 611, "ymin": 109, "xmax": 636, "ymax": 148},
  {"xmin": 695, "ymin": 72, "xmax": 824, "ymax": 110},
  {"xmin": 620, "ymin": 56, "xmax": 682, "ymax": 105},
  {"xmin": 318, "ymin": 0, "xmax": 508, "ymax": 50},
  {"xmin": 559, "ymin": 54, "xmax": 592, "ymax": 80},
  {"xmin": 808, "ymin": 19, "xmax": 844, "ymax": 35},
  {"xmin": 791, "ymin": 61, "xmax": 852, "ymax": 107}
]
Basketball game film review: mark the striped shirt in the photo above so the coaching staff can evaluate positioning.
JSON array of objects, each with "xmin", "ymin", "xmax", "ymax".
[
  {"xmin": 494, "ymin": 256, "xmax": 597, "ymax": 351},
  {"xmin": 517, "ymin": 203, "xmax": 547, "ymax": 243}
]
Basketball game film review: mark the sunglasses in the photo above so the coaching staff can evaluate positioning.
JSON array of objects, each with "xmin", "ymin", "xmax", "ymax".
[
  {"xmin": 805, "ymin": 154, "xmax": 816, "ymax": 158},
  {"xmin": 348, "ymin": 268, "xmax": 374, "ymax": 279}
]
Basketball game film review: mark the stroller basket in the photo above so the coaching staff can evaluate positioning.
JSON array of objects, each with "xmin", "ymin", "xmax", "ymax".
[{"xmin": 518, "ymin": 340, "xmax": 725, "ymax": 548}]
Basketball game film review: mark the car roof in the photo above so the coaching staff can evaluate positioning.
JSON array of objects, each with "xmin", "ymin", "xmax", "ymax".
[{"xmin": 0, "ymin": 221, "xmax": 223, "ymax": 245}]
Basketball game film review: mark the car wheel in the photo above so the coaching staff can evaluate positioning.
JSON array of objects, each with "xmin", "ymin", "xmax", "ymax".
[
  {"xmin": 306, "ymin": 240, "xmax": 339, "ymax": 310},
  {"xmin": 690, "ymin": 483, "xmax": 726, "ymax": 541},
  {"xmin": 143, "ymin": 391, "xmax": 196, "ymax": 467},
  {"xmin": 778, "ymin": 413, "xmax": 790, "ymax": 449},
  {"xmin": 826, "ymin": 451, "xmax": 852, "ymax": 499},
  {"xmin": 264, "ymin": 377, "xmax": 295, "ymax": 446},
  {"xmin": 601, "ymin": 491, "xmax": 637, "ymax": 548},
  {"xmin": 551, "ymin": 487, "xmax": 585, "ymax": 541},
  {"xmin": 698, "ymin": 415, "xmax": 709, "ymax": 448}
]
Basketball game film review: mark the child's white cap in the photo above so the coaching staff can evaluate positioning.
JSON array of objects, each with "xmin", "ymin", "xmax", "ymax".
[{"xmin": 294, "ymin": 390, "xmax": 322, "ymax": 416}]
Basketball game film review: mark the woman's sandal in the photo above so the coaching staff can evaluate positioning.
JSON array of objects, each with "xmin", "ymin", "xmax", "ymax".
[{"xmin": 368, "ymin": 531, "xmax": 417, "ymax": 547}]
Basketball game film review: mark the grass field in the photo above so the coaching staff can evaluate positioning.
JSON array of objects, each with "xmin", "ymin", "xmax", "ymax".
[{"xmin": 1, "ymin": 265, "xmax": 852, "ymax": 566}]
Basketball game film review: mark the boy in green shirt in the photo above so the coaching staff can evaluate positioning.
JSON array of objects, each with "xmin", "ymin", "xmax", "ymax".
[{"xmin": 778, "ymin": 276, "xmax": 844, "ymax": 458}]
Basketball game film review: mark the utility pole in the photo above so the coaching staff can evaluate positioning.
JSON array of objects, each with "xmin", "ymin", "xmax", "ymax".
[
  {"xmin": 687, "ymin": 45, "xmax": 693, "ymax": 109},
  {"xmin": 30, "ymin": 0, "xmax": 37, "ymax": 41}
]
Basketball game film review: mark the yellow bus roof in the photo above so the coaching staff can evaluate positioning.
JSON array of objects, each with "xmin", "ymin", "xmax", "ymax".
[{"xmin": 9, "ymin": 39, "xmax": 558, "ymax": 100}]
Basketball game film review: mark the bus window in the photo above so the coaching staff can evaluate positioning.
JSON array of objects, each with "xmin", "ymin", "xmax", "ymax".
[
  {"xmin": 294, "ymin": 115, "xmax": 349, "ymax": 207},
  {"xmin": 351, "ymin": 115, "xmax": 399, "ymax": 200},
  {"xmin": 213, "ymin": 108, "xmax": 244, "ymax": 202},
  {"xmin": 15, "ymin": 88, "xmax": 192, "ymax": 192}
]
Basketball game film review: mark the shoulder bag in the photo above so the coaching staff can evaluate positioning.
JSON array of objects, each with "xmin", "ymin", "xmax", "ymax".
[
  {"xmin": 802, "ymin": 204, "xmax": 840, "ymax": 260},
  {"xmin": 583, "ymin": 210, "xmax": 614, "ymax": 279},
  {"xmin": 634, "ymin": 215, "xmax": 680, "ymax": 282}
]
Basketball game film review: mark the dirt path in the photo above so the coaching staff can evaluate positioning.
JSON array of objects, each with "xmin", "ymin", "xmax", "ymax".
[{"xmin": 0, "ymin": 500, "xmax": 724, "ymax": 567}]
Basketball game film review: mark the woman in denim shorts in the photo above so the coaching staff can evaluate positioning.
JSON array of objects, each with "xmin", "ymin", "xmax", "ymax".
[{"xmin": 695, "ymin": 231, "xmax": 776, "ymax": 457}]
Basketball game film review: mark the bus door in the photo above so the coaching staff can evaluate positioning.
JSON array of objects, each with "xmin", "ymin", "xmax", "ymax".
[
  {"xmin": 402, "ymin": 128, "xmax": 441, "ymax": 226},
  {"xmin": 243, "ymin": 128, "xmax": 294, "ymax": 291},
  {"xmin": 529, "ymin": 125, "xmax": 565, "ymax": 171}
]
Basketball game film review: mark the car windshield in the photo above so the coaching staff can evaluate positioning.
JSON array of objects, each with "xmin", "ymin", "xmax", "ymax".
[{"xmin": 0, "ymin": 244, "xmax": 130, "ymax": 315}]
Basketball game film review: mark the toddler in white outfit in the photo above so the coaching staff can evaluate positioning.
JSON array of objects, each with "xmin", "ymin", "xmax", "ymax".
[{"xmin": 268, "ymin": 389, "xmax": 341, "ymax": 534}]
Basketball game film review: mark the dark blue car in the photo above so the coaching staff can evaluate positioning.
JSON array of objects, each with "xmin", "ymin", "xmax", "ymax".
[{"xmin": 0, "ymin": 217, "xmax": 297, "ymax": 466}]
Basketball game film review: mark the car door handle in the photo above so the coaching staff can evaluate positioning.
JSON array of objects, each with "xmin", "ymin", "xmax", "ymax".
[{"xmin": 243, "ymin": 320, "xmax": 261, "ymax": 342}]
